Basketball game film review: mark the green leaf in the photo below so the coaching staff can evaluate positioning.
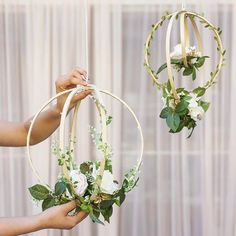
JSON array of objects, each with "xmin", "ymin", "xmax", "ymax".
[
  {"xmin": 101, "ymin": 206, "xmax": 113, "ymax": 223},
  {"xmin": 195, "ymin": 56, "xmax": 209, "ymax": 68},
  {"xmin": 176, "ymin": 88, "xmax": 185, "ymax": 93},
  {"xmin": 183, "ymin": 67, "xmax": 193, "ymax": 76},
  {"xmin": 90, "ymin": 213, "xmax": 105, "ymax": 225},
  {"xmin": 42, "ymin": 196, "xmax": 55, "ymax": 211},
  {"xmin": 28, "ymin": 184, "xmax": 50, "ymax": 200},
  {"xmin": 175, "ymin": 100, "xmax": 189, "ymax": 114},
  {"xmin": 171, "ymin": 58, "xmax": 183, "ymax": 65},
  {"xmin": 182, "ymin": 95, "xmax": 192, "ymax": 101},
  {"xmin": 166, "ymin": 113, "xmax": 180, "ymax": 132},
  {"xmin": 100, "ymin": 200, "xmax": 115, "ymax": 209},
  {"xmin": 199, "ymin": 101, "xmax": 210, "ymax": 112},
  {"xmin": 167, "ymin": 80, "xmax": 172, "ymax": 93},
  {"xmin": 193, "ymin": 87, "xmax": 206, "ymax": 97},
  {"xmin": 156, "ymin": 63, "xmax": 167, "ymax": 75},
  {"xmin": 65, "ymin": 182, "xmax": 73, "ymax": 196},
  {"xmin": 80, "ymin": 203, "xmax": 93, "ymax": 213},
  {"xmin": 80, "ymin": 162, "xmax": 90, "ymax": 174},
  {"xmin": 192, "ymin": 67, "xmax": 196, "ymax": 80},
  {"xmin": 54, "ymin": 181, "xmax": 66, "ymax": 196},
  {"xmin": 160, "ymin": 107, "xmax": 173, "ymax": 119},
  {"xmin": 106, "ymin": 116, "xmax": 113, "ymax": 125}
]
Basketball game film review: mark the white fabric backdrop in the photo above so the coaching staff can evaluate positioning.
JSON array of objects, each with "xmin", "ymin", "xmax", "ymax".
[{"xmin": 0, "ymin": 0, "xmax": 236, "ymax": 236}]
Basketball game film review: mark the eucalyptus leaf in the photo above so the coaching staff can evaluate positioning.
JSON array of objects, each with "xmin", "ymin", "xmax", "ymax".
[
  {"xmin": 55, "ymin": 181, "xmax": 66, "ymax": 196},
  {"xmin": 166, "ymin": 113, "xmax": 180, "ymax": 132},
  {"xmin": 90, "ymin": 213, "xmax": 105, "ymax": 225},
  {"xmin": 160, "ymin": 107, "xmax": 173, "ymax": 119}
]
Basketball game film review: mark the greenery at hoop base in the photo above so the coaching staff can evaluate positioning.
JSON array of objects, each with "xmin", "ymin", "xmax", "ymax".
[
  {"xmin": 28, "ymin": 94, "xmax": 140, "ymax": 225},
  {"xmin": 144, "ymin": 10, "xmax": 226, "ymax": 137}
]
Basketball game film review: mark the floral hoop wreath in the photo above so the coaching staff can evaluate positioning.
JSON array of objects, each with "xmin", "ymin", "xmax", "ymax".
[
  {"xmin": 27, "ymin": 85, "xmax": 144, "ymax": 224},
  {"xmin": 144, "ymin": 10, "xmax": 226, "ymax": 137}
]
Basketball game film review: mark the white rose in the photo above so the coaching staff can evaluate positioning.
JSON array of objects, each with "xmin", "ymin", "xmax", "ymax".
[
  {"xmin": 170, "ymin": 44, "xmax": 183, "ymax": 59},
  {"xmin": 188, "ymin": 106, "xmax": 205, "ymax": 121},
  {"xmin": 101, "ymin": 170, "xmax": 119, "ymax": 195},
  {"xmin": 69, "ymin": 170, "xmax": 88, "ymax": 196},
  {"xmin": 170, "ymin": 44, "xmax": 202, "ymax": 60}
]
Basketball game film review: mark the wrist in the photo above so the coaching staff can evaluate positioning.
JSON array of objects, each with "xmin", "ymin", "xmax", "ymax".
[
  {"xmin": 36, "ymin": 213, "xmax": 49, "ymax": 230},
  {"xmin": 51, "ymin": 105, "xmax": 63, "ymax": 117}
]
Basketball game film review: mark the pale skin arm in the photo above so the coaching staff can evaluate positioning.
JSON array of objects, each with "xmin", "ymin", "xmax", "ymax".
[
  {"xmin": 0, "ymin": 68, "xmax": 91, "ymax": 234},
  {"xmin": 0, "ymin": 68, "xmax": 92, "ymax": 147},
  {"xmin": 0, "ymin": 201, "xmax": 88, "ymax": 236}
]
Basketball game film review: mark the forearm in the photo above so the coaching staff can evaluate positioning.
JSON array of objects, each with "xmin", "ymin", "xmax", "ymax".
[
  {"xmin": 26, "ymin": 105, "xmax": 62, "ymax": 145},
  {"xmin": 0, "ymin": 215, "xmax": 43, "ymax": 236},
  {"xmin": 0, "ymin": 105, "xmax": 62, "ymax": 147}
]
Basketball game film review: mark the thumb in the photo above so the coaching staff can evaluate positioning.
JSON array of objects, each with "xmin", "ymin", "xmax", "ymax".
[{"xmin": 61, "ymin": 201, "xmax": 77, "ymax": 214}]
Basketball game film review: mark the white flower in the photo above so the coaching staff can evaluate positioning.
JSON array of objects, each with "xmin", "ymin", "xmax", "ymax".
[
  {"xmin": 170, "ymin": 44, "xmax": 202, "ymax": 59},
  {"xmin": 170, "ymin": 44, "xmax": 183, "ymax": 59},
  {"xmin": 92, "ymin": 164, "xmax": 119, "ymax": 195},
  {"xmin": 69, "ymin": 170, "xmax": 88, "ymax": 196},
  {"xmin": 188, "ymin": 106, "xmax": 205, "ymax": 121},
  {"xmin": 191, "ymin": 58, "xmax": 198, "ymax": 64},
  {"xmin": 101, "ymin": 170, "xmax": 119, "ymax": 195},
  {"xmin": 188, "ymin": 98, "xmax": 198, "ymax": 108}
]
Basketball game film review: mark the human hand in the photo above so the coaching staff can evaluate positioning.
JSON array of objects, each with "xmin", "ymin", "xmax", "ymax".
[
  {"xmin": 55, "ymin": 68, "xmax": 93, "ymax": 112},
  {"xmin": 38, "ymin": 201, "xmax": 88, "ymax": 230}
]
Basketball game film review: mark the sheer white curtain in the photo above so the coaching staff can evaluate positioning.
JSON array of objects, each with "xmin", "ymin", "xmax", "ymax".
[{"xmin": 0, "ymin": 0, "xmax": 236, "ymax": 236}]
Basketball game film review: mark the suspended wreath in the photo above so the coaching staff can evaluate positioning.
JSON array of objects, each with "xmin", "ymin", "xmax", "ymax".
[
  {"xmin": 144, "ymin": 10, "xmax": 226, "ymax": 137},
  {"xmin": 27, "ymin": 85, "xmax": 143, "ymax": 225}
]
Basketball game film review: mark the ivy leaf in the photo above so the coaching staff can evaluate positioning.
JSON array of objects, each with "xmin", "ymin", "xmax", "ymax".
[
  {"xmin": 199, "ymin": 101, "xmax": 210, "ymax": 112},
  {"xmin": 42, "ymin": 196, "xmax": 55, "ymax": 211},
  {"xmin": 160, "ymin": 107, "xmax": 173, "ymax": 119},
  {"xmin": 166, "ymin": 113, "xmax": 180, "ymax": 132},
  {"xmin": 183, "ymin": 67, "xmax": 193, "ymax": 76},
  {"xmin": 28, "ymin": 184, "xmax": 50, "ymax": 200},
  {"xmin": 54, "ymin": 181, "xmax": 66, "ymax": 196},
  {"xmin": 193, "ymin": 87, "xmax": 206, "ymax": 97}
]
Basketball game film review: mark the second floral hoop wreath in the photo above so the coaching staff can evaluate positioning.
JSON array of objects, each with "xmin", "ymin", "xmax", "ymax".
[
  {"xmin": 144, "ymin": 10, "xmax": 226, "ymax": 137},
  {"xmin": 26, "ymin": 85, "xmax": 143, "ymax": 225}
]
